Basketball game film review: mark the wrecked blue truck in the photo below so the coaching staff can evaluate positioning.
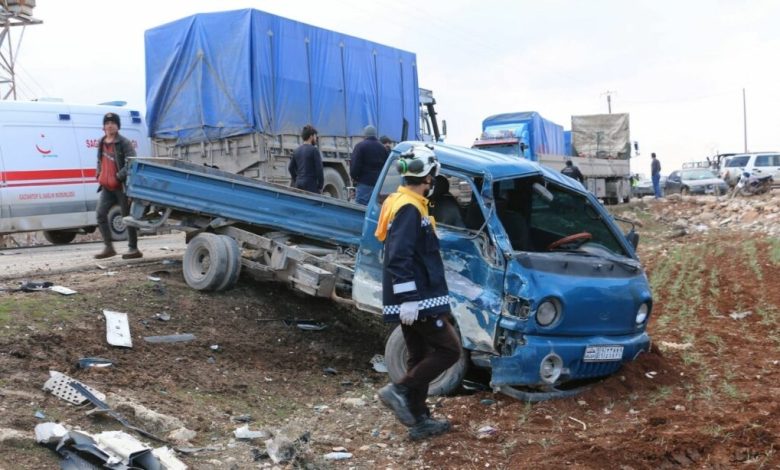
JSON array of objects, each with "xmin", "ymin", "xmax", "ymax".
[{"xmin": 125, "ymin": 141, "xmax": 652, "ymax": 400}]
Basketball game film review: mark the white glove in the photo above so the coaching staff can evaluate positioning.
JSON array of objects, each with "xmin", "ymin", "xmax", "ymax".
[{"xmin": 399, "ymin": 301, "xmax": 419, "ymax": 325}]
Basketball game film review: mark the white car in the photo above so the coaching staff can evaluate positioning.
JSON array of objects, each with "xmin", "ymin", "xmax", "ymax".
[{"xmin": 719, "ymin": 152, "xmax": 780, "ymax": 187}]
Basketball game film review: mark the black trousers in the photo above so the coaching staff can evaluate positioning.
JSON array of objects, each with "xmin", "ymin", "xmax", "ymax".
[
  {"xmin": 398, "ymin": 312, "xmax": 461, "ymax": 418},
  {"xmin": 96, "ymin": 188, "xmax": 137, "ymax": 249}
]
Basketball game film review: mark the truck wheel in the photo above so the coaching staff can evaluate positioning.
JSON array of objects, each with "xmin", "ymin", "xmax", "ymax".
[
  {"xmin": 183, "ymin": 233, "xmax": 229, "ymax": 290},
  {"xmin": 384, "ymin": 324, "xmax": 468, "ymax": 396},
  {"xmin": 322, "ymin": 167, "xmax": 346, "ymax": 200},
  {"xmin": 108, "ymin": 204, "xmax": 128, "ymax": 241},
  {"xmin": 215, "ymin": 234, "xmax": 242, "ymax": 291},
  {"xmin": 43, "ymin": 230, "xmax": 77, "ymax": 245}
]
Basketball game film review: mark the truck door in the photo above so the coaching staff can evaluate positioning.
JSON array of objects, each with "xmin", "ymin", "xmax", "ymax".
[{"xmin": 353, "ymin": 156, "xmax": 504, "ymax": 353}]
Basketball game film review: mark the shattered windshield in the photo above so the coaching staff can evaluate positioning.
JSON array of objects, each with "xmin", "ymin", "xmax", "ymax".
[{"xmin": 494, "ymin": 177, "xmax": 628, "ymax": 257}]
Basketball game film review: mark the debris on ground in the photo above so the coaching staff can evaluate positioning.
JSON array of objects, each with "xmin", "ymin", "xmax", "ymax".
[
  {"xmin": 103, "ymin": 310, "xmax": 133, "ymax": 347},
  {"xmin": 729, "ymin": 310, "xmax": 751, "ymax": 320},
  {"xmin": 234, "ymin": 424, "xmax": 270, "ymax": 440},
  {"xmin": 43, "ymin": 371, "xmax": 106, "ymax": 405},
  {"xmin": 49, "ymin": 285, "xmax": 77, "ymax": 295},
  {"xmin": 143, "ymin": 333, "xmax": 196, "ymax": 343},
  {"xmin": 77, "ymin": 357, "xmax": 114, "ymax": 369}
]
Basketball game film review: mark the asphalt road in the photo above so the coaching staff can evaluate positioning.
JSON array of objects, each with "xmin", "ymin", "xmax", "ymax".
[{"xmin": 0, "ymin": 233, "xmax": 187, "ymax": 281}]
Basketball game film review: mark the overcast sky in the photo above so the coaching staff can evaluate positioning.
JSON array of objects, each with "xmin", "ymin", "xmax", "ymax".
[{"xmin": 6, "ymin": 0, "xmax": 779, "ymax": 174}]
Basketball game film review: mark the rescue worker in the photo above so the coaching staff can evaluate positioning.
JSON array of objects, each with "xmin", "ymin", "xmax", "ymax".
[
  {"xmin": 94, "ymin": 112, "xmax": 142, "ymax": 259},
  {"xmin": 561, "ymin": 159, "xmax": 584, "ymax": 184},
  {"xmin": 375, "ymin": 145, "xmax": 461, "ymax": 440}
]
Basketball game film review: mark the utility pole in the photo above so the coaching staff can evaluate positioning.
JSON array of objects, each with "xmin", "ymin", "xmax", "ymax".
[
  {"xmin": 602, "ymin": 90, "xmax": 616, "ymax": 114},
  {"xmin": 742, "ymin": 88, "xmax": 747, "ymax": 153},
  {"xmin": 0, "ymin": 1, "xmax": 42, "ymax": 100}
]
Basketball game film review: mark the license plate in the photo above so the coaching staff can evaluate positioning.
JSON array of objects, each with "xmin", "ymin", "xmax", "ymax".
[{"xmin": 583, "ymin": 345, "xmax": 623, "ymax": 362}]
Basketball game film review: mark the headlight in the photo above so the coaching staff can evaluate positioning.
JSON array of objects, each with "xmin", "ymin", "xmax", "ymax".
[
  {"xmin": 536, "ymin": 300, "xmax": 560, "ymax": 327},
  {"xmin": 636, "ymin": 303, "xmax": 649, "ymax": 324}
]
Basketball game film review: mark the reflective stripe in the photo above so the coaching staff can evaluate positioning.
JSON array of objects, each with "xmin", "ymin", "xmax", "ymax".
[
  {"xmin": 383, "ymin": 295, "xmax": 451, "ymax": 315},
  {"xmin": 393, "ymin": 281, "xmax": 417, "ymax": 294}
]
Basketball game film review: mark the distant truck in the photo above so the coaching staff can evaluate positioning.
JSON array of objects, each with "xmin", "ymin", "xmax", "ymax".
[
  {"xmin": 0, "ymin": 100, "xmax": 149, "ymax": 244},
  {"xmin": 144, "ymin": 9, "xmax": 445, "ymax": 200},
  {"xmin": 124, "ymin": 141, "xmax": 653, "ymax": 400},
  {"xmin": 473, "ymin": 112, "xmax": 632, "ymax": 204}
]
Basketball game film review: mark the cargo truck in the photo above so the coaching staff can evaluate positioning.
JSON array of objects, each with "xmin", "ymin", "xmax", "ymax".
[
  {"xmin": 473, "ymin": 112, "xmax": 632, "ymax": 204},
  {"xmin": 144, "ymin": 9, "xmax": 445, "ymax": 200},
  {"xmin": 124, "ymin": 141, "xmax": 653, "ymax": 401}
]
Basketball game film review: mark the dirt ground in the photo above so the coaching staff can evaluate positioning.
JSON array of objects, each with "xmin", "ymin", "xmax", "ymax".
[{"xmin": 1, "ymin": 196, "xmax": 779, "ymax": 469}]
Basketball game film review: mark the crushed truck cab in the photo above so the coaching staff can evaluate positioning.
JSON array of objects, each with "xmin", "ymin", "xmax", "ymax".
[
  {"xmin": 353, "ymin": 143, "xmax": 651, "ymax": 397},
  {"xmin": 125, "ymin": 141, "xmax": 652, "ymax": 400}
]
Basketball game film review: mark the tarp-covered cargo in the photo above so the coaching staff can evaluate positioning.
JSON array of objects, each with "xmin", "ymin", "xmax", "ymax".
[
  {"xmin": 571, "ymin": 114, "xmax": 631, "ymax": 160},
  {"xmin": 145, "ymin": 9, "xmax": 420, "ymax": 144},
  {"xmin": 480, "ymin": 112, "xmax": 565, "ymax": 160}
]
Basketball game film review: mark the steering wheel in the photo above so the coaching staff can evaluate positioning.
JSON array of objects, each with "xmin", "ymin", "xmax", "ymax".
[{"xmin": 547, "ymin": 232, "xmax": 592, "ymax": 251}]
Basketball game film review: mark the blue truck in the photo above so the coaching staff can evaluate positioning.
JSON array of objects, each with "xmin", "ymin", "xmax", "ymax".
[
  {"xmin": 125, "ymin": 141, "xmax": 653, "ymax": 400},
  {"xmin": 473, "ymin": 112, "xmax": 633, "ymax": 204},
  {"xmin": 144, "ymin": 9, "xmax": 444, "ymax": 200}
]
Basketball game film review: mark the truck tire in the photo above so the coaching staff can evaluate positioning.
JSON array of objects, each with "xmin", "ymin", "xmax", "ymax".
[
  {"xmin": 215, "ymin": 234, "xmax": 242, "ymax": 291},
  {"xmin": 384, "ymin": 324, "xmax": 468, "ymax": 396},
  {"xmin": 43, "ymin": 230, "xmax": 77, "ymax": 245},
  {"xmin": 322, "ymin": 167, "xmax": 347, "ymax": 200},
  {"xmin": 108, "ymin": 204, "xmax": 128, "ymax": 241},
  {"xmin": 183, "ymin": 233, "xmax": 229, "ymax": 291}
]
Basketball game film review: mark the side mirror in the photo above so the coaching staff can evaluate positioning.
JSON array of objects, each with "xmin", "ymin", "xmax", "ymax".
[
  {"xmin": 441, "ymin": 120, "xmax": 447, "ymax": 139},
  {"xmin": 625, "ymin": 229, "xmax": 639, "ymax": 250}
]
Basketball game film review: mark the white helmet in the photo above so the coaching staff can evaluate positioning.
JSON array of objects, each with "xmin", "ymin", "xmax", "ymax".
[{"xmin": 397, "ymin": 145, "xmax": 440, "ymax": 178}]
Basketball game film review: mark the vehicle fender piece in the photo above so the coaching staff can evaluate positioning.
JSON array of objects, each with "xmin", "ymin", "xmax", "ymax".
[{"xmin": 494, "ymin": 384, "xmax": 587, "ymax": 402}]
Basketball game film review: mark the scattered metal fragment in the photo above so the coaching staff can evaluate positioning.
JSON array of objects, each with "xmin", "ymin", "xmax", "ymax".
[
  {"xmin": 143, "ymin": 333, "xmax": 196, "ymax": 343},
  {"xmin": 77, "ymin": 357, "xmax": 114, "ymax": 369},
  {"xmin": 19, "ymin": 280, "xmax": 53, "ymax": 292},
  {"xmin": 34, "ymin": 410, "xmax": 46, "ymax": 419},
  {"xmin": 43, "ymin": 371, "xmax": 106, "ymax": 405},
  {"xmin": 69, "ymin": 382, "xmax": 167, "ymax": 444},
  {"xmin": 231, "ymin": 414, "xmax": 253, "ymax": 423},
  {"xmin": 49, "ymin": 285, "xmax": 77, "ymax": 295},
  {"xmin": 154, "ymin": 312, "xmax": 171, "ymax": 321},
  {"xmin": 103, "ymin": 310, "xmax": 133, "ymax": 348},
  {"xmin": 323, "ymin": 367, "xmax": 338, "ymax": 375},
  {"xmin": 34, "ymin": 422, "xmax": 68, "ymax": 444},
  {"xmin": 147, "ymin": 275, "xmax": 161, "ymax": 282},
  {"xmin": 370, "ymin": 354, "xmax": 388, "ymax": 373},
  {"xmin": 324, "ymin": 451, "xmax": 353, "ymax": 460}
]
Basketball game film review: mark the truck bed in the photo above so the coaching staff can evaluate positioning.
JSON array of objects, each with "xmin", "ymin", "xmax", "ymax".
[{"xmin": 126, "ymin": 159, "xmax": 366, "ymax": 247}]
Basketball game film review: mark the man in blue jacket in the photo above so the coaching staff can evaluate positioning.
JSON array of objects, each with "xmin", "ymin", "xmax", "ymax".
[
  {"xmin": 374, "ymin": 145, "xmax": 461, "ymax": 440},
  {"xmin": 350, "ymin": 125, "xmax": 389, "ymax": 205},
  {"xmin": 288, "ymin": 125, "xmax": 323, "ymax": 193}
]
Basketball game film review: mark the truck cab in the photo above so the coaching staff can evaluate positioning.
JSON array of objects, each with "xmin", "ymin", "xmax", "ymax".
[{"xmin": 354, "ymin": 142, "xmax": 652, "ymax": 397}]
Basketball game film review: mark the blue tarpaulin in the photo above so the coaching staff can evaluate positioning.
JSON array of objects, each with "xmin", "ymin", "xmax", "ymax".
[
  {"xmin": 481, "ymin": 112, "xmax": 565, "ymax": 161},
  {"xmin": 145, "ymin": 9, "xmax": 420, "ymax": 144}
]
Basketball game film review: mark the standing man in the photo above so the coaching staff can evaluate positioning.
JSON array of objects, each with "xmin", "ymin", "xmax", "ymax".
[
  {"xmin": 288, "ymin": 124, "xmax": 323, "ymax": 194},
  {"xmin": 350, "ymin": 125, "xmax": 389, "ymax": 205},
  {"xmin": 651, "ymin": 152, "xmax": 662, "ymax": 198},
  {"xmin": 94, "ymin": 112, "xmax": 142, "ymax": 260},
  {"xmin": 380, "ymin": 135, "xmax": 393, "ymax": 156},
  {"xmin": 560, "ymin": 159, "xmax": 584, "ymax": 184},
  {"xmin": 374, "ymin": 145, "xmax": 461, "ymax": 440}
]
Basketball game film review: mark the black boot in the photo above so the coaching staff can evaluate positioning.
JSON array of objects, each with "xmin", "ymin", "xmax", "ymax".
[
  {"xmin": 377, "ymin": 383, "xmax": 416, "ymax": 426},
  {"xmin": 408, "ymin": 417, "xmax": 451, "ymax": 440}
]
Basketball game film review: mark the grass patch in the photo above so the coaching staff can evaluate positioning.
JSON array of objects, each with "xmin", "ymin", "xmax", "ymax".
[
  {"xmin": 769, "ymin": 238, "xmax": 780, "ymax": 265},
  {"xmin": 0, "ymin": 295, "xmax": 85, "ymax": 335},
  {"xmin": 741, "ymin": 239, "xmax": 763, "ymax": 281}
]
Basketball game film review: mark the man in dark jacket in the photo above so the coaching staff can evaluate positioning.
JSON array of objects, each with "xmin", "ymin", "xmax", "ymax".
[
  {"xmin": 288, "ymin": 125, "xmax": 323, "ymax": 193},
  {"xmin": 561, "ymin": 159, "xmax": 584, "ymax": 184},
  {"xmin": 651, "ymin": 152, "xmax": 662, "ymax": 198},
  {"xmin": 94, "ymin": 112, "xmax": 141, "ymax": 259},
  {"xmin": 350, "ymin": 125, "xmax": 389, "ymax": 205},
  {"xmin": 374, "ymin": 145, "xmax": 461, "ymax": 440}
]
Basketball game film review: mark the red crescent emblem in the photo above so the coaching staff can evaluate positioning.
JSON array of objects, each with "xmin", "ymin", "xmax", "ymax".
[{"xmin": 36, "ymin": 145, "xmax": 52, "ymax": 155}]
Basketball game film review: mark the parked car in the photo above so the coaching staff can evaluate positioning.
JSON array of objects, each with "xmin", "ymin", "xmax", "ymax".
[
  {"xmin": 631, "ymin": 174, "xmax": 667, "ymax": 198},
  {"xmin": 665, "ymin": 169, "xmax": 728, "ymax": 195},
  {"xmin": 719, "ymin": 152, "xmax": 780, "ymax": 187}
]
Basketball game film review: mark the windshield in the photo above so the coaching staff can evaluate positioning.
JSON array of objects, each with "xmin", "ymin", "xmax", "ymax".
[
  {"xmin": 725, "ymin": 156, "xmax": 750, "ymax": 167},
  {"xmin": 681, "ymin": 169, "xmax": 717, "ymax": 180},
  {"xmin": 475, "ymin": 143, "xmax": 519, "ymax": 157},
  {"xmin": 493, "ymin": 177, "xmax": 628, "ymax": 257}
]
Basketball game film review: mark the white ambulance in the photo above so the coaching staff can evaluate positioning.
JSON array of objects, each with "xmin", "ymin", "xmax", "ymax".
[{"xmin": 0, "ymin": 100, "xmax": 150, "ymax": 244}]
